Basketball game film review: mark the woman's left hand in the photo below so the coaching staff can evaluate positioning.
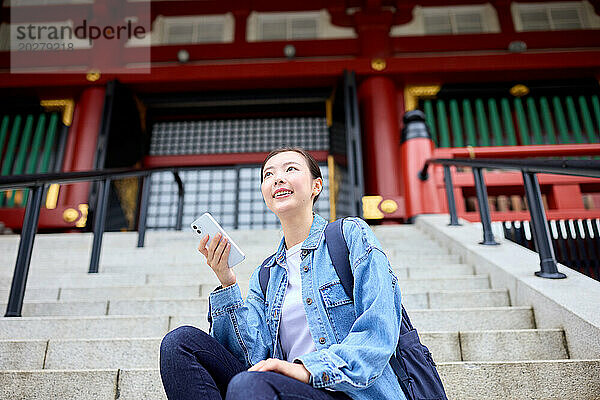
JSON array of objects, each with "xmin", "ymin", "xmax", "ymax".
[{"xmin": 248, "ymin": 358, "xmax": 311, "ymax": 384}]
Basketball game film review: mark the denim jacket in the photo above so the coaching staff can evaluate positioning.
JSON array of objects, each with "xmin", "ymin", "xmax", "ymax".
[{"xmin": 208, "ymin": 213, "xmax": 406, "ymax": 400}]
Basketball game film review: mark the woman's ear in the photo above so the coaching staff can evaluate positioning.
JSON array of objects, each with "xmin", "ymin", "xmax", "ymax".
[{"xmin": 313, "ymin": 178, "xmax": 323, "ymax": 196}]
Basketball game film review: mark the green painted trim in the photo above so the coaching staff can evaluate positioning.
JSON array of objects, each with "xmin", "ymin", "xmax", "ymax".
[
  {"xmin": 436, "ymin": 100, "xmax": 451, "ymax": 148},
  {"xmin": 488, "ymin": 98, "xmax": 503, "ymax": 146},
  {"xmin": 424, "ymin": 100, "xmax": 438, "ymax": 147},
  {"xmin": 462, "ymin": 99, "xmax": 477, "ymax": 146},
  {"xmin": 449, "ymin": 99, "xmax": 464, "ymax": 147},
  {"xmin": 552, "ymin": 96, "xmax": 570, "ymax": 144},
  {"xmin": 0, "ymin": 116, "xmax": 9, "ymax": 168},
  {"xmin": 475, "ymin": 99, "xmax": 490, "ymax": 147},
  {"xmin": 592, "ymin": 95, "xmax": 600, "ymax": 136},
  {"xmin": 39, "ymin": 113, "xmax": 58, "ymax": 173},
  {"xmin": 578, "ymin": 96, "xmax": 597, "ymax": 143},
  {"xmin": 7, "ymin": 114, "xmax": 34, "ymax": 207},
  {"xmin": 22, "ymin": 114, "xmax": 48, "ymax": 204},
  {"xmin": 565, "ymin": 96, "xmax": 584, "ymax": 143},
  {"xmin": 514, "ymin": 98, "xmax": 530, "ymax": 146},
  {"xmin": 539, "ymin": 97, "xmax": 557, "ymax": 145},
  {"xmin": 526, "ymin": 97, "xmax": 544, "ymax": 144},
  {"xmin": 501, "ymin": 98, "xmax": 518, "ymax": 146},
  {"xmin": 0, "ymin": 115, "xmax": 22, "ymax": 206}
]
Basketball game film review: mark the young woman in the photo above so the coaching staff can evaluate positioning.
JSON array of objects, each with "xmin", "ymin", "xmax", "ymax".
[{"xmin": 160, "ymin": 147, "xmax": 405, "ymax": 400}]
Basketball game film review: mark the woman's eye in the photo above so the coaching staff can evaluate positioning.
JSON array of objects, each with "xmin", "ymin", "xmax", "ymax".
[
  {"xmin": 264, "ymin": 172, "xmax": 272, "ymax": 178},
  {"xmin": 287, "ymin": 166, "xmax": 297, "ymax": 172}
]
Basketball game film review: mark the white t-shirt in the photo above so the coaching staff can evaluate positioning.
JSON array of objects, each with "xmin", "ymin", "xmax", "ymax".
[{"xmin": 279, "ymin": 241, "xmax": 317, "ymax": 362}]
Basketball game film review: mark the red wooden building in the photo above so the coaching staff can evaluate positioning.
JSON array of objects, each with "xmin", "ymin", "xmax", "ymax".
[{"xmin": 0, "ymin": 0, "xmax": 599, "ymax": 236}]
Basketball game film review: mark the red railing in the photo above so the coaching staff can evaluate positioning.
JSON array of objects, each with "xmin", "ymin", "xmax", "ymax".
[{"xmin": 430, "ymin": 144, "xmax": 600, "ymax": 222}]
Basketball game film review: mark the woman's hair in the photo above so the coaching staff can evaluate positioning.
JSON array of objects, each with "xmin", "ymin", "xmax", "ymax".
[{"xmin": 261, "ymin": 146, "xmax": 323, "ymax": 204}]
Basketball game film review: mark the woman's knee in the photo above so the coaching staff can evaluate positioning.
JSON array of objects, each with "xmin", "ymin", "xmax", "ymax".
[
  {"xmin": 227, "ymin": 371, "xmax": 272, "ymax": 399},
  {"xmin": 160, "ymin": 325, "xmax": 208, "ymax": 355}
]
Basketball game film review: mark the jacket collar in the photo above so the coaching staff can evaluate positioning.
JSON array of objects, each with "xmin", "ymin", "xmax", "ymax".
[{"xmin": 269, "ymin": 212, "xmax": 328, "ymax": 268}]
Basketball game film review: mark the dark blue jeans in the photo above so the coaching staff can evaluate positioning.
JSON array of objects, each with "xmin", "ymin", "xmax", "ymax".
[{"xmin": 160, "ymin": 325, "xmax": 352, "ymax": 400}]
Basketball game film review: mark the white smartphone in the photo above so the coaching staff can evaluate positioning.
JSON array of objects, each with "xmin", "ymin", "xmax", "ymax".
[{"xmin": 191, "ymin": 212, "xmax": 246, "ymax": 268}]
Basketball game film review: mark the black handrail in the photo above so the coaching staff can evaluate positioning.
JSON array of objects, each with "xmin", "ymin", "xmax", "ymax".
[
  {"xmin": 420, "ymin": 158, "xmax": 600, "ymax": 279},
  {"xmin": 0, "ymin": 166, "xmax": 189, "ymax": 317}
]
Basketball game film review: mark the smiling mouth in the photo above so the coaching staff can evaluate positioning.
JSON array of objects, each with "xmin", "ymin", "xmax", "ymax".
[{"xmin": 274, "ymin": 190, "xmax": 293, "ymax": 199}]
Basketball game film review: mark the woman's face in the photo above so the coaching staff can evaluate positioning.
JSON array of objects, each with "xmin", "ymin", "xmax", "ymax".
[{"xmin": 261, "ymin": 151, "xmax": 322, "ymax": 217}]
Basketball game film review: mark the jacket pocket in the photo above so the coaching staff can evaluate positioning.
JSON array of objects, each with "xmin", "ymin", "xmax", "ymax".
[{"xmin": 319, "ymin": 280, "xmax": 355, "ymax": 342}]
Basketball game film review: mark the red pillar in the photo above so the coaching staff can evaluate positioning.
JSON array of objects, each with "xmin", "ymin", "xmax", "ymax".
[
  {"xmin": 60, "ymin": 86, "xmax": 106, "ymax": 207},
  {"xmin": 358, "ymin": 76, "xmax": 403, "ymax": 198}
]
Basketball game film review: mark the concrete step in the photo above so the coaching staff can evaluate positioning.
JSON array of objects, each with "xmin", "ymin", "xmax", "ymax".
[
  {"xmin": 0, "ymin": 316, "xmax": 171, "ymax": 340},
  {"xmin": 409, "ymin": 307, "xmax": 534, "ymax": 331},
  {"xmin": 458, "ymin": 329, "xmax": 569, "ymax": 362},
  {"xmin": 438, "ymin": 359, "xmax": 600, "ymax": 399},
  {"xmin": 169, "ymin": 306, "xmax": 533, "ymax": 333},
  {"xmin": 0, "ymin": 289, "xmax": 507, "ymax": 317},
  {"xmin": 0, "ymin": 329, "xmax": 566, "ymax": 371},
  {"xmin": 0, "ymin": 264, "xmax": 473, "ymax": 290},
  {"xmin": 3, "ymin": 360, "xmax": 599, "ymax": 400},
  {"xmin": 59, "ymin": 285, "xmax": 205, "ymax": 301}
]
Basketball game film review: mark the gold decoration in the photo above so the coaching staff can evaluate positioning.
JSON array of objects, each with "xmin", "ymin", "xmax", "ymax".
[
  {"xmin": 510, "ymin": 84, "xmax": 529, "ymax": 97},
  {"xmin": 325, "ymin": 98, "xmax": 333, "ymax": 128},
  {"xmin": 371, "ymin": 58, "xmax": 386, "ymax": 71},
  {"xmin": 362, "ymin": 196, "xmax": 384, "ymax": 219},
  {"xmin": 404, "ymin": 85, "xmax": 441, "ymax": 111},
  {"xmin": 13, "ymin": 190, "xmax": 23, "ymax": 206},
  {"xmin": 380, "ymin": 199, "xmax": 398, "ymax": 214},
  {"xmin": 76, "ymin": 204, "xmax": 88, "ymax": 228},
  {"xmin": 466, "ymin": 145, "xmax": 476, "ymax": 159},
  {"xmin": 63, "ymin": 208, "xmax": 79, "ymax": 223},
  {"xmin": 327, "ymin": 155, "xmax": 341, "ymax": 222},
  {"xmin": 46, "ymin": 184, "xmax": 60, "ymax": 209},
  {"xmin": 113, "ymin": 177, "xmax": 140, "ymax": 230},
  {"xmin": 40, "ymin": 99, "xmax": 75, "ymax": 126},
  {"xmin": 86, "ymin": 71, "xmax": 101, "ymax": 82}
]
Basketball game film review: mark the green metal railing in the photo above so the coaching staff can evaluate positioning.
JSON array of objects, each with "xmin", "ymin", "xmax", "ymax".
[
  {"xmin": 422, "ymin": 94, "xmax": 600, "ymax": 148},
  {"xmin": 0, "ymin": 112, "xmax": 62, "ymax": 207}
]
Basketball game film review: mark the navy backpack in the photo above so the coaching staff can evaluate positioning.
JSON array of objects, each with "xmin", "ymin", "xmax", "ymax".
[{"xmin": 259, "ymin": 218, "xmax": 448, "ymax": 400}]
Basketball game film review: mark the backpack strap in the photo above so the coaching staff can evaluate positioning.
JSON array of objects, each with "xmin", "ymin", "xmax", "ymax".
[
  {"xmin": 259, "ymin": 254, "xmax": 275, "ymax": 298},
  {"xmin": 324, "ymin": 217, "xmax": 353, "ymax": 300}
]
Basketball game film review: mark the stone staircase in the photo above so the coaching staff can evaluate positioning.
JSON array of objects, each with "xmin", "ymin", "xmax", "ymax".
[{"xmin": 0, "ymin": 223, "xmax": 598, "ymax": 399}]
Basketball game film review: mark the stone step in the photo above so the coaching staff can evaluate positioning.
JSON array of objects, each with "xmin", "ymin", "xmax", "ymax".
[
  {"xmin": 2, "ymin": 274, "xmax": 488, "ymax": 303},
  {"xmin": 0, "ymin": 289, "xmax": 508, "ymax": 317},
  {"xmin": 1, "ymin": 288, "xmax": 509, "ymax": 317},
  {"xmin": 0, "ymin": 316, "xmax": 172, "ymax": 340},
  {"xmin": 0, "ymin": 306, "xmax": 531, "ymax": 340},
  {"xmin": 170, "ymin": 307, "xmax": 533, "ymax": 333},
  {"xmin": 408, "ymin": 307, "xmax": 534, "ymax": 331},
  {"xmin": 3, "ymin": 360, "xmax": 599, "ymax": 400},
  {"xmin": 0, "ymin": 329, "xmax": 567, "ymax": 371},
  {"xmin": 438, "ymin": 359, "xmax": 600, "ymax": 400},
  {"xmin": 0, "ymin": 263, "xmax": 474, "ymax": 290}
]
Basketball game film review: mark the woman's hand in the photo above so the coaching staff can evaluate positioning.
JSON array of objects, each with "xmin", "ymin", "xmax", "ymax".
[
  {"xmin": 198, "ymin": 233, "xmax": 236, "ymax": 288},
  {"xmin": 248, "ymin": 358, "xmax": 311, "ymax": 384}
]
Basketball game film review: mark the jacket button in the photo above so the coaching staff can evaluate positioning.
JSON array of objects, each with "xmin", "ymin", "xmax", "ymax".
[
  {"xmin": 306, "ymin": 298, "xmax": 313, "ymax": 305},
  {"xmin": 303, "ymin": 266, "xmax": 309, "ymax": 272},
  {"xmin": 322, "ymin": 372, "xmax": 329, "ymax": 382},
  {"xmin": 319, "ymin": 337, "xmax": 326, "ymax": 344}
]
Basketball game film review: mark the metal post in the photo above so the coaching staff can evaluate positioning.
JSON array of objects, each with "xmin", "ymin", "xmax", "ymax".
[
  {"xmin": 472, "ymin": 168, "xmax": 499, "ymax": 245},
  {"xmin": 89, "ymin": 178, "xmax": 111, "ymax": 273},
  {"xmin": 137, "ymin": 173, "xmax": 151, "ymax": 248},
  {"xmin": 173, "ymin": 171, "xmax": 184, "ymax": 231},
  {"xmin": 522, "ymin": 172, "xmax": 566, "ymax": 279},
  {"xmin": 5, "ymin": 185, "xmax": 44, "ymax": 317},
  {"xmin": 443, "ymin": 165, "xmax": 461, "ymax": 226}
]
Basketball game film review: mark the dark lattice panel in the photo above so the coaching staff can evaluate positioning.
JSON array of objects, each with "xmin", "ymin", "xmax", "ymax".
[
  {"xmin": 149, "ymin": 117, "xmax": 329, "ymax": 156},
  {"xmin": 146, "ymin": 164, "xmax": 330, "ymax": 231}
]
